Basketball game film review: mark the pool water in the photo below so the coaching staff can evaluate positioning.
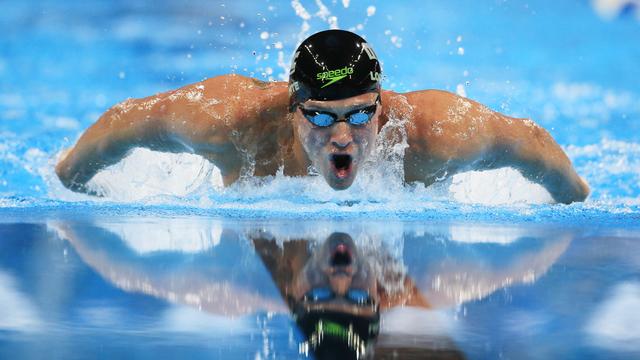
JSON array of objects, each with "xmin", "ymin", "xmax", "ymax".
[
  {"xmin": 1, "ymin": 0, "xmax": 640, "ymax": 358},
  {"xmin": 1, "ymin": 216, "xmax": 639, "ymax": 359}
]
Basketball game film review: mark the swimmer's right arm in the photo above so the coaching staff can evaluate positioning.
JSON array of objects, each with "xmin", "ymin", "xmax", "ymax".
[
  {"xmin": 55, "ymin": 97, "xmax": 170, "ymax": 194},
  {"xmin": 55, "ymin": 74, "xmax": 289, "ymax": 194}
]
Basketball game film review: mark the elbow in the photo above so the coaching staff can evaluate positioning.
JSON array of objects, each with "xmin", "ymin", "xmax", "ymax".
[
  {"xmin": 551, "ymin": 175, "xmax": 590, "ymax": 204},
  {"xmin": 573, "ymin": 176, "xmax": 591, "ymax": 203}
]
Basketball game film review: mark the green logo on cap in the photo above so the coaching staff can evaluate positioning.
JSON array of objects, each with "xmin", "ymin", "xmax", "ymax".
[{"xmin": 316, "ymin": 67, "xmax": 354, "ymax": 88}]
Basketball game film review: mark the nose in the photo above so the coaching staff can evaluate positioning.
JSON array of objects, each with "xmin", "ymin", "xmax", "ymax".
[{"xmin": 330, "ymin": 122, "xmax": 353, "ymax": 149}]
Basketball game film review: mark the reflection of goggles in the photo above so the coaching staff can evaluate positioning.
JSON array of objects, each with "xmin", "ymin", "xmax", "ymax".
[
  {"xmin": 303, "ymin": 287, "xmax": 375, "ymax": 307},
  {"xmin": 298, "ymin": 95, "xmax": 380, "ymax": 127}
]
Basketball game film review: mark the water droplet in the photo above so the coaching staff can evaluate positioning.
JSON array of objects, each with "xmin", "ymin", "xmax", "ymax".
[{"xmin": 366, "ymin": 5, "xmax": 376, "ymax": 16}]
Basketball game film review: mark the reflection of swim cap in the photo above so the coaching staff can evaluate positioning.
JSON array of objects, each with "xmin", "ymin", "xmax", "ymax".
[
  {"xmin": 295, "ymin": 309, "xmax": 380, "ymax": 359},
  {"xmin": 288, "ymin": 30, "xmax": 382, "ymax": 112}
]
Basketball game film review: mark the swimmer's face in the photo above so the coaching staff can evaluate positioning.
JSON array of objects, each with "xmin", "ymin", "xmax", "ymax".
[
  {"xmin": 293, "ymin": 93, "xmax": 380, "ymax": 190},
  {"xmin": 293, "ymin": 232, "xmax": 378, "ymax": 315}
]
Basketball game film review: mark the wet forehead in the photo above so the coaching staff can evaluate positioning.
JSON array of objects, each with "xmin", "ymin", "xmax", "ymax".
[{"xmin": 302, "ymin": 92, "xmax": 378, "ymax": 112}]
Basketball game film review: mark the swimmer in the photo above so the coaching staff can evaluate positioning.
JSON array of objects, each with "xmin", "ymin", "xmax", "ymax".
[
  {"xmin": 52, "ymin": 219, "xmax": 571, "ymax": 359},
  {"xmin": 55, "ymin": 29, "xmax": 590, "ymax": 204},
  {"xmin": 252, "ymin": 232, "xmax": 440, "ymax": 359},
  {"xmin": 253, "ymin": 228, "xmax": 572, "ymax": 359}
]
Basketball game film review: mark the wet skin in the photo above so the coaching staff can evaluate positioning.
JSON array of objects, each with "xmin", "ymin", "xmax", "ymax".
[
  {"xmin": 55, "ymin": 74, "xmax": 590, "ymax": 203},
  {"xmin": 293, "ymin": 92, "xmax": 380, "ymax": 190}
]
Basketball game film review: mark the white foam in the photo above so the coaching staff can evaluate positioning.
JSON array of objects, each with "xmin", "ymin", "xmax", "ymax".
[
  {"xmin": 449, "ymin": 168, "xmax": 554, "ymax": 205},
  {"xmin": 47, "ymin": 147, "xmax": 557, "ymax": 207},
  {"xmin": 87, "ymin": 148, "xmax": 223, "ymax": 202}
]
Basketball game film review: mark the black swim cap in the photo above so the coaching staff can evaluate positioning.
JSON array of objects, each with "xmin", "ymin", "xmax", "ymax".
[
  {"xmin": 288, "ymin": 30, "xmax": 382, "ymax": 112},
  {"xmin": 295, "ymin": 308, "xmax": 380, "ymax": 359}
]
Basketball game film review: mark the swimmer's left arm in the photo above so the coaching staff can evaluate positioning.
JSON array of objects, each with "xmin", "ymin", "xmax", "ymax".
[{"xmin": 398, "ymin": 90, "xmax": 590, "ymax": 204}]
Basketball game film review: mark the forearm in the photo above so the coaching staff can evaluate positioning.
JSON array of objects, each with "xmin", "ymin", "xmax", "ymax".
[
  {"xmin": 55, "ymin": 104, "xmax": 165, "ymax": 193},
  {"xmin": 401, "ymin": 90, "xmax": 589, "ymax": 203},
  {"xmin": 505, "ymin": 122, "xmax": 589, "ymax": 204}
]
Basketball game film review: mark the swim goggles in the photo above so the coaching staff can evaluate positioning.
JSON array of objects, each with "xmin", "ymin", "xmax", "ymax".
[
  {"xmin": 298, "ymin": 95, "xmax": 380, "ymax": 127},
  {"xmin": 303, "ymin": 287, "xmax": 374, "ymax": 306}
]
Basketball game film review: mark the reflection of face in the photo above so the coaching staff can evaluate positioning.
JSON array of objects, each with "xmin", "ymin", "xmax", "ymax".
[
  {"xmin": 293, "ymin": 232, "xmax": 378, "ymax": 315},
  {"xmin": 293, "ymin": 93, "xmax": 380, "ymax": 190}
]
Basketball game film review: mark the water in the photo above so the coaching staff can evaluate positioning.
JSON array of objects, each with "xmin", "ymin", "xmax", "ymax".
[
  {"xmin": 1, "ymin": 0, "xmax": 640, "ymax": 358},
  {"xmin": 1, "ymin": 216, "xmax": 639, "ymax": 359}
]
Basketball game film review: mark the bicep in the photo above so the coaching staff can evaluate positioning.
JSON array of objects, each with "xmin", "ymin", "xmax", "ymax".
[
  {"xmin": 105, "ymin": 83, "xmax": 234, "ymax": 156},
  {"xmin": 409, "ymin": 90, "xmax": 559, "ymax": 167},
  {"xmin": 405, "ymin": 91, "xmax": 587, "ymax": 202},
  {"xmin": 404, "ymin": 91, "xmax": 510, "ymax": 181}
]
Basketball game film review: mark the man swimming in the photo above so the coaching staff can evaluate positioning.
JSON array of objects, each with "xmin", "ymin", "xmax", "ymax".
[{"xmin": 55, "ymin": 29, "xmax": 589, "ymax": 203}]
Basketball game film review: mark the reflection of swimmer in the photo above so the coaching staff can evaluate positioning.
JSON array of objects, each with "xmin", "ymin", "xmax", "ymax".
[
  {"xmin": 50, "ymin": 220, "xmax": 573, "ymax": 359},
  {"xmin": 49, "ymin": 220, "xmax": 289, "ymax": 316},
  {"xmin": 252, "ymin": 228, "xmax": 573, "ymax": 359},
  {"xmin": 252, "ymin": 232, "xmax": 459, "ymax": 359},
  {"xmin": 56, "ymin": 30, "xmax": 589, "ymax": 204}
]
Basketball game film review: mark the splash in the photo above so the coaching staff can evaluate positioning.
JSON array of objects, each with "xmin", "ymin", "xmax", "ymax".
[{"xmin": 46, "ymin": 102, "xmax": 558, "ymax": 209}]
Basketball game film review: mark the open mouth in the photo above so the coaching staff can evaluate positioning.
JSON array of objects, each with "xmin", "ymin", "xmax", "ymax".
[
  {"xmin": 330, "ymin": 154, "xmax": 353, "ymax": 179},
  {"xmin": 331, "ymin": 243, "xmax": 353, "ymax": 267}
]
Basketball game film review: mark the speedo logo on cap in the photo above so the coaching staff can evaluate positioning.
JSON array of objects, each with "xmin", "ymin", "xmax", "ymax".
[{"xmin": 316, "ymin": 66, "xmax": 354, "ymax": 88}]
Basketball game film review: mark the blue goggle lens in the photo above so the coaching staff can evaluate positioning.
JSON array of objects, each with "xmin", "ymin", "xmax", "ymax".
[
  {"xmin": 303, "ymin": 287, "xmax": 373, "ymax": 306},
  {"xmin": 346, "ymin": 288, "xmax": 371, "ymax": 305},
  {"xmin": 347, "ymin": 111, "xmax": 372, "ymax": 126},
  {"xmin": 299, "ymin": 96, "xmax": 379, "ymax": 127},
  {"xmin": 306, "ymin": 287, "xmax": 333, "ymax": 302},
  {"xmin": 305, "ymin": 112, "xmax": 335, "ymax": 127}
]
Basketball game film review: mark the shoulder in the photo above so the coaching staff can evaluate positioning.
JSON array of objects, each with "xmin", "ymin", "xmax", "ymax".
[
  {"xmin": 160, "ymin": 74, "xmax": 288, "ymax": 108},
  {"xmin": 380, "ymin": 89, "xmax": 465, "ymax": 124},
  {"xmin": 381, "ymin": 88, "xmax": 509, "ymax": 157},
  {"xmin": 199, "ymin": 74, "xmax": 284, "ymax": 92},
  {"xmin": 160, "ymin": 74, "xmax": 289, "ymax": 126},
  {"xmin": 383, "ymin": 88, "xmax": 505, "ymax": 129},
  {"xmin": 199, "ymin": 74, "xmax": 290, "ymax": 118}
]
